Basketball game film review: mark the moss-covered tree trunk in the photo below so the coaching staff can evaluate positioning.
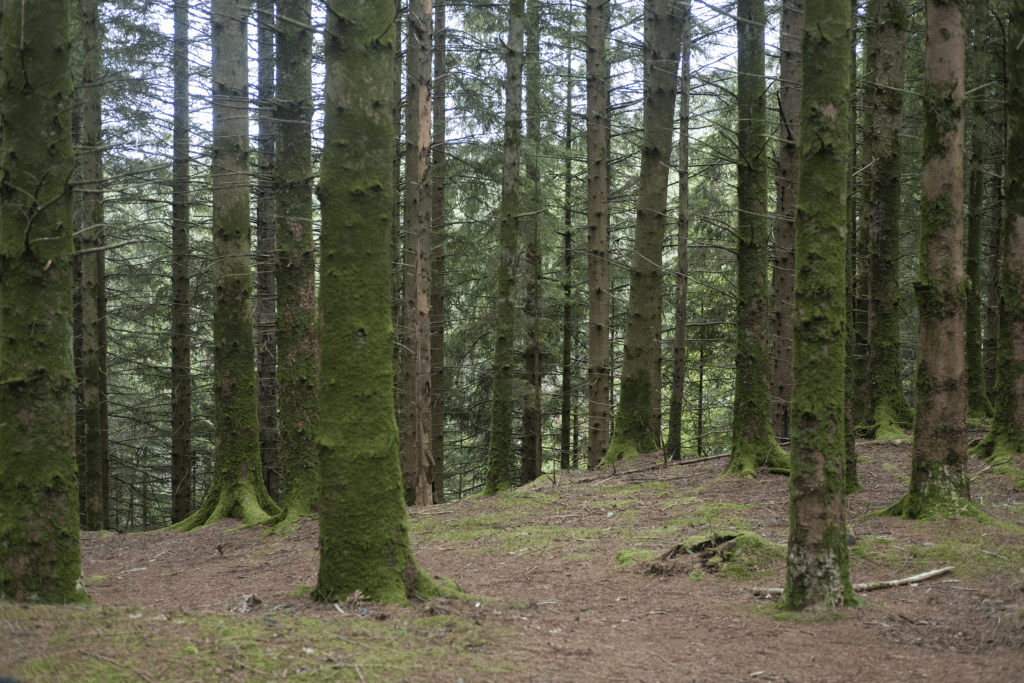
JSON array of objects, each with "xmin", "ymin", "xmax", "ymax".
[
  {"xmin": 585, "ymin": 0, "xmax": 611, "ymax": 469},
  {"xmin": 971, "ymin": 0, "xmax": 1024, "ymax": 467},
  {"xmin": 727, "ymin": 0, "xmax": 789, "ymax": 477},
  {"xmin": 268, "ymin": 0, "xmax": 319, "ymax": 531},
  {"xmin": 170, "ymin": 0, "xmax": 193, "ymax": 524},
  {"xmin": 401, "ymin": 0, "xmax": 434, "ymax": 505},
  {"xmin": 883, "ymin": 0, "xmax": 972, "ymax": 519},
  {"xmin": 430, "ymin": 0, "xmax": 448, "ymax": 502},
  {"xmin": 79, "ymin": 0, "xmax": 108, "ymax": 531},
  {"xmin": 780, "ymin": 0, "xmax": 857, "ymax": 611},
  {"xmin": 255, "ymin": 0, "xmax": 280, "ymax": 501},
  {"xmin": 171, "ymin": 0, "xmax": 280, "ymax": 530},
  {"xmin": 966, "ymin": 0, "xmax": 993, "ymax": 420},
  {"xmin": 601, "ymin": 0, "xmax": 684, "ymax": 465},
  {"xmin": 844, "ymin": 0, "xmax": 861, "ymax": 496},
  {"xmin": 521, "ymin": 0, "xmax": 543, "ymax": 484},
  {"xmin": 770, "ymin": 0, "xmax": 804, "ymax": 442},
  {"xmin": 866, "ymin": 0, "xmax": 914, "ymax": 439},
  {"xmin": 666, "ymin": 3, "xmax": 691, "ymax": 462},
  {"xmin": 984, "ymin": 101, "xmax": 1004, "ymax": 403},
  {"xmin": 483, "ymin": 0, "xmax": 525, "ymax": 494},
  {"xmin": 0, "ymin": 0, "xmax": 90, "ymax": 604},
  {"xmin": 314, "ymin": 0, "xmax": 443, "ymax": 603}
]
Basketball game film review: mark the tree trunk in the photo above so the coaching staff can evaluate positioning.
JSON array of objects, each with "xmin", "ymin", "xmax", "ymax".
[
  {"xmin": 971, "ymin": 0, "xmax": 1024, "ymax": 470},
  {"xmin": 315, "ymin": 0, "xmax": 446, "ymax": 603},
  {"xmin": 770, "ymin": 0, "xmax": 803, "ymax": 441},
  {"xmin": 430, "ymin": 0, "xmax": 448, "ymax": 502},
  {"xmin": 965, "ymin": 0, "xmax": 993, "ymax": 419},
  {"xmin": 866, "ymin": 0, "xmax": 914, "ymax": 439},
  {"xmin": 585, "ymin": 0, "xmax": 611, "ymax": 469},
  {"xmin": 402, "ymin": 0, "xmax": 434, "ymax": 505},
  {"xmin": 884, "ymin": 0, "xmax": 972, "ymax": 519},
  {"xmin": 484, "ymin": 0, "xmax": 525, "ymax": 494},
  {"xmin": 521, "ymin": 0, "xmax": 543, "ymax": 484},
  {"xmin": 727, "ymin": 0, "xmax": 789, "ymax": 477},
  {"xmin": 170, "ymin": 0, "xmax": 280, "ymax": 530},
  {"xmin": 269, "ymin": 0, "xmax": 319, "ymax": 531},
  {"xmin": 666, "ymin": 2, "xmax": 691, "ymax": 462},
  {"xmin": 601, "ymin": 0, "xmax": 684, "ymax": 465},
  {"xmin": 560, "ymin": 50, "xmax": 574, "ymax": 471},
  {"xmin": 844, "ymin": 0, "xmax": 861, "ymax": 495},
  {"xmin": 984, "ymin": 101, "xmax": 1003, "ymax": 403},
  {"xmin": 0, "ymin": 0, "xmax": 90, "ymax": 604},
  {"xmin": 170, "ymin": 0, "xmax": 193, "ymax": 524},
  {"xmin": 255, "ymin": 0, "xmax": 281, "ymax": 501},
  {"xmin": 780, "ymin": 0, "xmax": 857, "ymax": 610},
  {"xmin": 80, "ymin": 0, "xmax": 108, "ymax": 530}
]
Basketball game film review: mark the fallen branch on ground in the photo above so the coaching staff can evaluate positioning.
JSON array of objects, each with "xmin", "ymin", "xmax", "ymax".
[{"xmin": 752, "ymin": 566, "xmax": 954, "ymax": 596}]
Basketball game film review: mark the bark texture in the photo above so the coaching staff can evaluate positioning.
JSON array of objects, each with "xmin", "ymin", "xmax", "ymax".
[
  {"xmin": 883, "ymin": 0, "xmax": 973, "ymax": 519},
  {"xmin": 430, "ymin": 0, "xmax": 448, "ymax": 502},
  {"xmin": 315, "ymin": 0, "xmax": 451, "ymax": 603},
  {"xmin": 170, "ymin": 0, "xmax": 280, "ymax": 530},
  {"xmin": 585, "ymin": 0, "xmax": 611, "ymax": 469},
  {"xmin": 866, "ymin": 0, "xmax": 914, "ymax": 439},
  {"xmin": 0, "ymin": 0, "xmax": 90, "ymax": 604},
  {"xmin": 727, "ymin": 0, "xmax": 789, "ymax": 477},
  {"xmin": 269, "ymin": 0, "xmax": 319, "ymax": 531},
  {"xmin": 601, "ymin": 0, "xmax": 684, "ymax": 465},
  {"xmin": 971, "ymin": 0, "xmax": 1024, "ymax": 472},
  {"xmin": 484, "ymin": 0, "xmax": 525, "ymax": 494},
  {"xmin": 780, "ymin": 0, "xmax": 857, "ymax": 611}
]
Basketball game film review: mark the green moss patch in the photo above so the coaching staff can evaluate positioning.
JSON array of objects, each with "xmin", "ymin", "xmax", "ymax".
[{"xmin": 615, "ymin": 549, "xmax": 655, "ymax": 567}]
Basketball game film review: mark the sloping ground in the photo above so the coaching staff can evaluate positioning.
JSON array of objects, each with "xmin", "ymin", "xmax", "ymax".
[{"xmin": 3, "ymin": 439, "xmax": 1023, "ymax": 682}]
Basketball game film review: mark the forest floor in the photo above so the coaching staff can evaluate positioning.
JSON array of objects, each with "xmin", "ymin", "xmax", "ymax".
[{"xmin": 3, "ymin": 437, "xmax": 1024, "ymax": 682}]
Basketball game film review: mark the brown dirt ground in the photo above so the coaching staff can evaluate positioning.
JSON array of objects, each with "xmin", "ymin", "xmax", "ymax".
[{"xmin": 4, "ymin": 438, "xmax": 1024, "ymax": 682}]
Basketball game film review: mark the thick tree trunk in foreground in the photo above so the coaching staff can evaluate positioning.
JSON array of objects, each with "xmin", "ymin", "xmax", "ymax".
[
  {"xmin": 315, "ymin": 0, "xmax": 451, "ymax": 603},
  {"xmin": 770, "ymin": 0, "xmax": 804, "ymax": 441},
  {"xmin": 883, "ymin": 0, "xmax": 972, "ymax": 519},
  {"xmin": 727, "ymin": 0, "xmax": 789, "ymax": 476},
  {"xmin": 0, "ymin": 0, "xmax": 90, "ymax": 604},
  {"xmin": 170, "ymin": 0, "xmax": 193, "ymax": 524},
  {"xmin": 402, "ymin": 0, "xmax": 434, "ymax": 505},
  {"xmin": 484, "ymin": 0, "xmax": 525, "ymax": 494},
  {"xmin": 780, "ymin": 0, "xmax": 857, "ymax": 611},
  {"xmin": 866, "ymin": 0, "xmax": 914, "ymax": 439},
  {"xmin": 601, "ymin": 0, "xmax": 684, "ymax": 465},
  {"xmin": 171, "ymin": 0, "xmax": 280, "ymax": 530},
  {"xmin": 971, "ymin": 0, "xmax": 1024, "ymax": 473},
  {"xmin": 585, "ymin": 0, "xmax": 611, "ymax": 469},
  {"xmin": 269, "ymin": 0, "xmax": 319, "ymax": 531}
]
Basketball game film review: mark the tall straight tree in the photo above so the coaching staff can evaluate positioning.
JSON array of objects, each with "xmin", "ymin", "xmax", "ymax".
[
  {"xmin": 0, "ymin": 0, "xmax": 90, "ymax": 604},
  {"xmin": 971, "ymin": 0, "xmax": 1024, "ymax": 469},
  {"xmin": 402, "ymin": 0, "xmax": 434, "ymax": 505},
  {"xmin": 780, "ymin": 0, "xmax": 857, "ymax": 610},
  {"xmin": 666, "ymin": 1, "xmax": 691, "ymax": 461},
  {"xmin": 269, "ymin": 0, "xmax": 318, "ymax": 530},
  {"xmin": 770, "ymin": 0, "xmax": 804, "ymax": 441},
  {"xmin": 315, "ymin": 0, "xmax": 450, "ymax": 602},
  {"xmin": 484, "ymin": 0, "xmax": 525, "ymax": 494},
  {"xmin": 430, "ymin": 0, "xmax": 447, "ymax": 502},
  {"xmin": 585, "ymin": 0, "xmax": 612, "ymax": 469},
  {"xmin": 521, "ymin": 0, "xmax": 543, "ymax": 484},
  {"xmin": 882, "ymin": 0, "xmax": 972, "ymax": 519},
  {"xmin": 865, "ymin": 0, "xmax": 914, "ymax": 439},
  {"xmin": 965, "ymin": 0, "xmax": 993, "ymax": 419},
  {"xmin": 170, "ymin": 0, "xmax": 193, "ymax": 524},
  {"xmin": 601, "ymin": 0, "xmax": 684, "ymax": 464},
  {"xmin": 171, "ymin": 0, "xmax": 280, "ymax": 530},
  {"xmin": 255, "ymin": 0, "xmax": 281, "ymax": 499},
  {"xmin": 727, "ymin": 0, "xmax": 789, "ymax": 476},
  {"xmin": 80, "ymin": 0, "xmax": 109, "ymax": 530}
]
